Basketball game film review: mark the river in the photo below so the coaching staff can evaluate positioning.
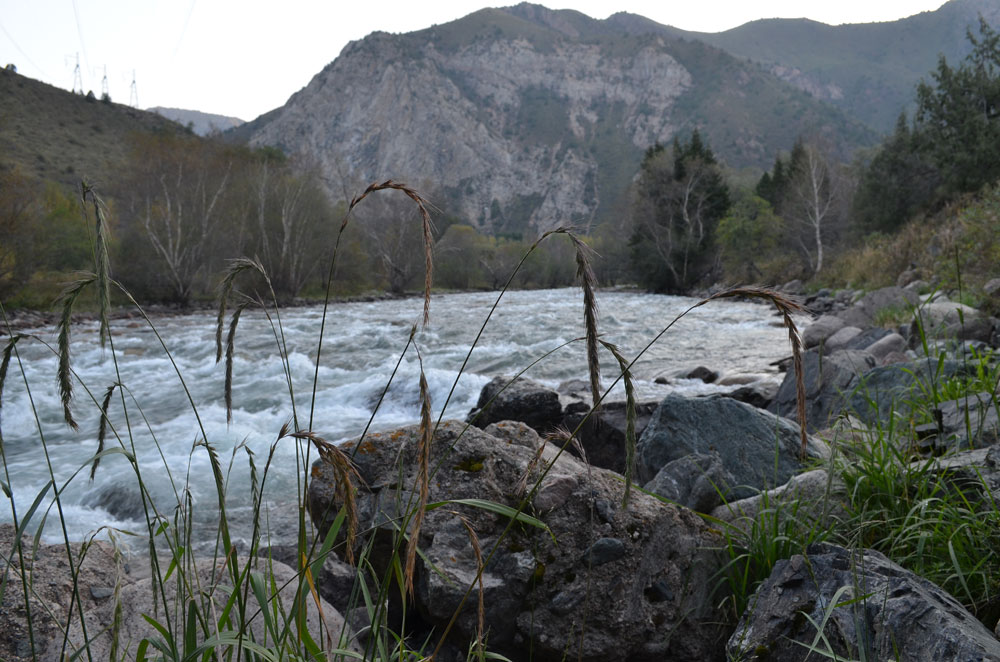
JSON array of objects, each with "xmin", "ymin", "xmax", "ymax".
[{"xmin": 1, "ymin": 288, "xmax": 801, "ymax": 549}]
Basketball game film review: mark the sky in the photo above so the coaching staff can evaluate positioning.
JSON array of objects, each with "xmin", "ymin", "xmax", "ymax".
[{"xmin": 1, "ymin": 1, "xmax": 948, "ymax": 122}]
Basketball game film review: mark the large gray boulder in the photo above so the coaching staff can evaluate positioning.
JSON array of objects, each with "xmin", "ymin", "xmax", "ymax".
[
  {"xmin": 561, "ymin": 400, "xmax": 659, "ymax": 474},
  {"xmin": 467, "ymin": 376, "xmax": 563, "ymax": 433},
  {"xmin": 0, "ymin": 525, "xmax": 354, "ymax": 662},
  {"xmin": 802, "ymin": 315, "xmax": 845, "ymax": 349},
  {"xmin": 728, "ymin": 543, "xmax": 1000, "ymax": 661},
  {"xmin": 636, "ymin": 394, "xmax": 827, "ymax": 501},
  {"xmin": 837, "ymin": 286, "xmax": 920, "ymax": 328},
  {"xmin": 308, "ymin": 420, "xmax": 728, "ymax": 662},
  {"xmin": 769, "ymin": 349, "xmax": 877, "ymax": 432}
]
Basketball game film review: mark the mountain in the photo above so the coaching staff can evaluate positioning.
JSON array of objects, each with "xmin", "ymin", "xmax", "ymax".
[
  {"xmin": 236, "ymin": 4, "xmax": 877, "ymax": 236},
  {"xmin": 0, "ymin": 67, "xmax": 182, "ymax": 188},
  {"xmin": 149, "ymin": 107, "xmax": 244, "ymax": 136},
  {"xmin": 664, "ymin": 0, "xmax": 1000, "ymax": 132}
]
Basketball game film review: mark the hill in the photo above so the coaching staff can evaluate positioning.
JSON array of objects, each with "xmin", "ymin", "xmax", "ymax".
[
  {"xmin": 236, "ymin": 3, "xmax": 876, "ymax": 235},
  {"xmin": 665, "ymin": 0, "xmax": 1000, "ymax": 132},
  {"xmin": 0, "ymin": 67, "xmax": 183, "ymax": 189},
  {"xmin": 148, "ymin": 107, "xmax": 244, "ymax": 136}
]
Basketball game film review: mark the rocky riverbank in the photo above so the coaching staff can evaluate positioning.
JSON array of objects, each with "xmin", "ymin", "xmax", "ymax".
[{"xmin": 4, "ymin": 282, "xmax": 1000, "ymax": 660}]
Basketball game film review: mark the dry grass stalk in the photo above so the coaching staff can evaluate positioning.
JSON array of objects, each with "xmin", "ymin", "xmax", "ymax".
[
  {"xmin": 568, "ymin": 233, "xmax": 601, "ymax": 410},
  {"xmin": 287, "ymin": 429, "xmax": 361, "ymax": 564},
  {"xmin": 515, "ymin": 434, "xmax": 549, "ymax": 498},
  {"xmin": 56, "ymin": 273, "xmax": 98, "ymax": 430},
  {"xmin": 454, "ymin": 512, "xmax": 486, "ymax": 660},
  {"xmin": 0, "ymin": 334, "xmax": 25, "ymax": 422},
  {"xmin": 215, "ymin": 257, "xmax": 267, "ymax": 363},
  {"xmin": 405, "ymin": 363, "xmax": 433, "ymax": 597},
  {"xmin": 224, "ymin": 301, "xmax": 252, "ymax": 423},
  {"xmin": 91, "ymin": 382, "xmax": 120, "ymax": 480},
  {"xmin": 348, "ymin": 180, "xmax": 435, "ymax": 325},
  {"xmin": 699, "ymin": 286, "xmax": 808, "ymax": 455},
  {"xmin": 80, "ymin": 183, "xmax": 112, "ymax": 348},
  {"xmin": 599, "ymin": 340, "xmax": 637, "ymax": 507}
]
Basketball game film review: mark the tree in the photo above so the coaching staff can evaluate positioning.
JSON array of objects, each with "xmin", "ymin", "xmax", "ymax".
[
  {"xmin": 629, "ymin": 132, "xmax": 731, "ymax": 292},
  {"xmin": 117, "ymin": 133, "xmax": 235, "ymax": 303},
  {"xmin": 851, "ymin": 112, "xmax": 942, "ymax": 236},
  {"xmin": 716, "ymin": 191, "xmax": 782, "ymax": 283},
  {"xmin": 357, "ymin": 193, "xmax": 428, "ymax": 295},
  {"xmin": 916, "ymin": 18, "xmax": 1000, "ymax": 194},
  {"xmin": 0, "ymin": 169, "xmax": 40, "ymax": 296},
  {"xmin": 782, "ymin": 140, "xmax": 843, "ymax": 276}
]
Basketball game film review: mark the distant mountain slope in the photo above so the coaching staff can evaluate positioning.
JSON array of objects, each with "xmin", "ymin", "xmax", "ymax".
[
  {"xmin": 238, "ymin": 4, "xmax": 876, "ymax": 235},
  {"xmin": 662, "ymin": 0, "xmax": 1000, "ymax": 132},
  {"xmin": 0, "ymin": 68, "xmax": 182, "ymax": 188},
  {"xmin": 149, "ymin": 106, "xmax": 244, "ymax": 136}
]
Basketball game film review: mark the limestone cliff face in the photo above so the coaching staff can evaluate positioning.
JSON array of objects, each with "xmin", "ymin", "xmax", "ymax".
[
  {"xmin": 241, "ymin": 5, "xmax": 875, "ymax": 235},
  {"xmin": 249, "ymin": 32, "xmax": 689, "ymax": 234}
]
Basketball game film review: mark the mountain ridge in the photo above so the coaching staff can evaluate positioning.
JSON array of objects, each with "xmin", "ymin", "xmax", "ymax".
[{"xmin": 237, "ymin": 4, "xmax": 877, "ymax": 234}]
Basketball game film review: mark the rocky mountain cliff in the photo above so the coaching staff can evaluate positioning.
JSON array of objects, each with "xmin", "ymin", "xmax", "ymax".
[{"xmin": 237, "ymin": 5, "xmax": 875, "ymax": 235}]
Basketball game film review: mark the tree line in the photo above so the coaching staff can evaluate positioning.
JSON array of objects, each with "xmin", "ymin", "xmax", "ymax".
[{"xmin": 628, "ymin": 18, "xmax": 1000, "ymax": 293}]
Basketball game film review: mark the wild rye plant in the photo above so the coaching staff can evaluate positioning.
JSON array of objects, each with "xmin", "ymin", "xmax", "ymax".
[{"xmin": 0, "ymin": 176, "xmax": 816, "ymax": 661}]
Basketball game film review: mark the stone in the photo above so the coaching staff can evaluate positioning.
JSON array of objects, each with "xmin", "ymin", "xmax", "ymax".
[
  {"xmin": 0, "ymin": 525, "xmax": 355, "ymax": 661},
  {"xmin": 644, "ymin": 451, "xmax": 735, "ymax": 513},
  {"xmin": 466, "ymin": 375, "xmax": 562, "ymax": 434},
  {"xmin": 781, "ymin": 279, "xmax": 804, "ymax": 295},
  {"xmin": 984, "ymin": 278, "xmax": 1000, "ymax": 297},
  {"xmin": 561, "ymin": 400, "xmax": 659, "ymax": 474},
  {"xmin": 911, "ymin": 301, "xmax": 981, "ymax": 339},
  {"xmin": 682, "ymin": 365, "xmax": 719, "ymax": 383},
  {"xmin": 726, "ymin": 381, "xmax": 779, "ymax": 410},
  {"xmin": 822, "ymin": 325, "xmax": 862, "ymax": 351},
  {"xmin": 802, "ymin": 315, "xmax": 845, "ymax": 349},
  {"xmin": 637, "ymin": 394, "xmax": 827, "ymax": 501},
  {"xmin": 864, "ymin": 331, "xmax": 907, "ymax": 361},
  {"xmin": 710, "ymin": 468, "xmax": 847, "ymax": 530},
  {"xmin": 728, "ymin": 543, "xmax": 1000, "ymax": 661},
  {"xmin": 769, "ymin": 349, "xmax": 877, "ymax": 432},
  {"xmin": 836, "ymin": 286, "xmax": 920, "ymax": 328},
  {"xmin": 307, "ymin": 421, "xmax": 727, "ymax": 661},
  {"xmin": 896, "ymin": 267, "xmax": 921, "ymax": 288},
  {"xmin": 840, "ymin": 326, "xmax": 892, "ymax": 351}
]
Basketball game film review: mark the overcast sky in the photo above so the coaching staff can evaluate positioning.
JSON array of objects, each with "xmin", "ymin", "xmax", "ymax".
[{"xmin": 1, "ymin": 1, "xmax": 948, "ymax": 121}]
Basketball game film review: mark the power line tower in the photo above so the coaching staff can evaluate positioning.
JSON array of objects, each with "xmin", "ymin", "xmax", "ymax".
[
  {"xmin": 129, "ymin": 70, "xmax": 138, "ymax": 108},
  {"xmin": 71, "ymin": 53, "xmax": 83, "ymax": 94},
  {"xmin": 101, "ymin": 65, "xmax": 109, "ymax": 100}
]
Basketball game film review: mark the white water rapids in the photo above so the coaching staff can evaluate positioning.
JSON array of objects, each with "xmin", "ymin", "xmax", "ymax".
[{"xmin": 2, "ymin": 288, "xmax": 801, "ymax": 549}]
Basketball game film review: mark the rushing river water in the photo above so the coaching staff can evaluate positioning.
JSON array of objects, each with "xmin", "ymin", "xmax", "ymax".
[{"xmin": 2, "ymin": 288, "xmax": 801, "ymax": 549}]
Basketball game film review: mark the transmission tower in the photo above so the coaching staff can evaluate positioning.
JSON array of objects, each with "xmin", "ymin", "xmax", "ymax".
[
  {"xmin": 71, "ymin": 53, "xmax": 83, "ymax": 94},
  {"xmin": 101, "ymin": 65, "xmax": 109, "ymax": 99},
  {"xmin": 129, "ymin": 70, "xmax": 138, "ymax": 108}
]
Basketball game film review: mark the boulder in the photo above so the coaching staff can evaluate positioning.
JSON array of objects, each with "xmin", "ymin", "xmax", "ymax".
[
  {"xmin": 728, "ymin": 543, "xmax": 1000, "ymax": 661},
  {"xmin": 802, "ymin": 315, "xmax": 845, "ymax": 349},
  {"xmin": 637, "ymin": 394, "xmax": 827, "ymax": 501},
  {"xmin": 682, "ymin": 366, "xmax": 719, "ymax": 383},
  {"xmin": 769, "ymin": 349, "xmax": 877, "ymax": 432},
  {"xmin": 726, "ymin": 381, "xmax": 779, "ymax": 410},
  {"xmin": 467, "ymin": 376, "xmax": 562, "ymax": 434},
  {"xmin": 643, "ymin": 451, "xmax": 735, "ymax": 513},
  {"xmin": 864, "ymin": 332, "xmax": 907, "ymax": 362},
  {"xmin": 822, "ymin": 325, "xmax": 862, "ymax": 351},
  {"xmin": 307, "ymin": 420, "xmax": 727, "ymax": 662},
  {"xmin": 843, "ymin": 359, "xmax": 970, "ymax": 430},
  {"xmin": 709, "ymin": 468, "xmax": 847, "ymax": 530},
  {"xmin": 0, "ymin": 525, "xmax": 354, "ymax": 662},
  {"xmin": 930, "ymin": 391, "xmax": 1000, "ymax": 451},
  {"xmin": 561, "ymin": 400, "xmax": 660, "ymax": 474},
  {"xmin": 840, "ymin": 326, "xmax": 893, "ymax": 351},
  {"xmin": 837, "ymin": 286, "xmax": 920, "ymax": 328}
]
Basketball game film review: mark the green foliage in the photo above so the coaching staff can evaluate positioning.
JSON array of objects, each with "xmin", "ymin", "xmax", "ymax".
[
  {"xmin": 629, "ymin": 132, "xmax": 731, "ymax": 292},
  {"xmin": 916, "ymin": 18, "xmax": 1000, "ymax": 195},
  {"xmin": 716, "ymin": 191, "xmax": 782, "ymax": 283}
]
